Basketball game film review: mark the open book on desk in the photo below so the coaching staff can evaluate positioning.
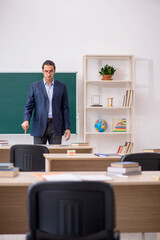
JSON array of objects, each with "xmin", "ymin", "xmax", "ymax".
[{"xmin": 41, "ymin": 173, "xmax": 113, "ymax": 182}]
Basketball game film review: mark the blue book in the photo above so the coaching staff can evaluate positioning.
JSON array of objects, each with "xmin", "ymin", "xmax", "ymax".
[{"xmin": 0, "ymin": 163, "xmax": 14, "ymax": 169}]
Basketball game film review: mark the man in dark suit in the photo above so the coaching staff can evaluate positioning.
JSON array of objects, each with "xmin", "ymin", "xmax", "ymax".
[{"xmin": 21, "ymin": 60, "xmax": 71, "ymax": 144}]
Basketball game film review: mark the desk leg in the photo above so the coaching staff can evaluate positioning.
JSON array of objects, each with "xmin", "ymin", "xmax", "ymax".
[{"xmin": 45, "ymin": 159, "xmax": 51, "ymax": 172}]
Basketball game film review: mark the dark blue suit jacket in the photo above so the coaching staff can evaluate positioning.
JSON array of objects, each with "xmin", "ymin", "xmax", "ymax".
[{"xmin": 23, "ymin": 79, "xmax": 70, "ymax": 137}]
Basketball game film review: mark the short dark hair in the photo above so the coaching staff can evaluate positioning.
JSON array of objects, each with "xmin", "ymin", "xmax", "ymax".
[{"xmin": 42, "ymin": 60, "xmax": 56, "ymax": 69}]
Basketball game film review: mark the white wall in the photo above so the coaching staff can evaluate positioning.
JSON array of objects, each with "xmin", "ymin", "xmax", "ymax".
[{"xmin": 0, "ymin": 0, "xmax": 160, "ymax": 152}]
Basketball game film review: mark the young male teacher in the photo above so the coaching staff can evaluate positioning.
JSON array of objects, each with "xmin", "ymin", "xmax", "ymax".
[{"xmin": 21, "ymin": 60, "xmax": 71, "ymax": 144}]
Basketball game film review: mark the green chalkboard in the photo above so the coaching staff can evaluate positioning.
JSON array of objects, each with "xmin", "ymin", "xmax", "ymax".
[{"xmin": 0, "ymin": 73, "xmax": 76, "ymax": 134}]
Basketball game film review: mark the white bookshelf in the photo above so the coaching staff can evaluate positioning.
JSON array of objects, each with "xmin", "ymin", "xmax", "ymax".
[{"xmin": 83, "ymin": 55, "xmax": 135, "ymax": 154}]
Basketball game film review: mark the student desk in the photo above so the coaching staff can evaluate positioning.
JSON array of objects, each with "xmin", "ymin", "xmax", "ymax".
[
  {"xmin": 0, "ymin": 145, "xmax": 94, "ymax": 163},
  {"xmin": 43, "ymin": 153, "xmax": 121, "ymax": 171},
  {"xmin": 0, "ymin": 171, "xmax": 160, "ymax": 235}
]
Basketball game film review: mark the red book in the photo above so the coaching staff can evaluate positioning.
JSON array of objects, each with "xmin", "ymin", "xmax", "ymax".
[{"xmin": 117, "ymin": 145, "xmax": 121, "ymax": 154}]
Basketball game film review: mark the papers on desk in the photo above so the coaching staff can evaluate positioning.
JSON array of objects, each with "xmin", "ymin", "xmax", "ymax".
[
  {"xmin": 42, "ymin": 173, "xmax": 113, "ymax": 181},
  {"xmin": 43, "ymin": 174, "xmax": 80, "ymax": 181},
  {"xmin": 77, "ymin": 175, "xmax": 113, "ymax": 181}
]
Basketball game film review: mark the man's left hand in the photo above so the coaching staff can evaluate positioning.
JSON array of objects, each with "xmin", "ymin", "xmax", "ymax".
[{"xmin": 65, "ymin": 129, "xmax": 71, "ymax": 141}]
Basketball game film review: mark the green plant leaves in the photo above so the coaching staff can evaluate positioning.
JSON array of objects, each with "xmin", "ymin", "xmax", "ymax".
[{"xmin": 99, "ymin": 64, "xmax": 116, "ymax": 75}]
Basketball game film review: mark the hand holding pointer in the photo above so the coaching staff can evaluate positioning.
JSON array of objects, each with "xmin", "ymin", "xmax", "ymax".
[{"xmin": 21, "ymin": 121, "xmax": 29, "ymax": 133}]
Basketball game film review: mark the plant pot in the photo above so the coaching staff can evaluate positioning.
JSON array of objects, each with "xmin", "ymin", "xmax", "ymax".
[{"xmin": 101, "ymin": 75, "xmax": 112, "ymax": 80}]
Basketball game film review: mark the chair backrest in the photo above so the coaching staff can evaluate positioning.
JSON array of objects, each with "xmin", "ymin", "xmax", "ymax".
[
  {"xmin": 120, "ymin": 152, "xmax": 160, "ymax": 171},
  {"xmin": 26, "ymin": 181, "xmax": 118, "ymax": 240},
  {"xmin": 10, "ymin": 144, "xmax": 49, "ymax": 171}
]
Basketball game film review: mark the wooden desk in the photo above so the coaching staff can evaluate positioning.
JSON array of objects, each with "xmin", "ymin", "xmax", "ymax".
[
  {"xmin": 44, "ymin": 153, "xmax": 121, "ymax": 171},
  {"xmin": 0, "ymin": 171, "xmax": 160, "ymax": 234},
  {"xmin": 0, "ymin": 145, "xmax": 94, "ymax": 163},
  {"xmin": 49, "ymin": 145, "xmax": 94, "ymax": 154}
]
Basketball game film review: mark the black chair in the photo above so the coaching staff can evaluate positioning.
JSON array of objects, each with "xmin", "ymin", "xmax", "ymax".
[
  {"xmin": 10, "ymin": 144, "xmax": 49, "ymax": 171},
  {"xmin": 120, "ymin": 152, "xmax": 160, "ymax": 171},
  {"xmin": 26, "ymin": 181, "xmax": 120, "ymax": 240}
]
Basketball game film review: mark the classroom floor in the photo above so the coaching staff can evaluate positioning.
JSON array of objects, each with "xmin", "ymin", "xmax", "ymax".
[{"xmin": 0, "ymin": 233, "xmax": 158, "ymax": 240}]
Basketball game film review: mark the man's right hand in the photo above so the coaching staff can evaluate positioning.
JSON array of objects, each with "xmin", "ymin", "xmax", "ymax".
[{"xmin": 21, "ymin": 121, "xmax": 29, "ymax": 133}]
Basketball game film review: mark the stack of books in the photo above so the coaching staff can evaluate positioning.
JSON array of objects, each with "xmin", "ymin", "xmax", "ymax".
[
  {"xmin": 0, "ymin": 163, "xmax": 19, "ymax": 177},
  {"xmin": 107, "ymin": 161, "xmax": 141, "ymax": 176},
  {"xmin": 0, "ymin": 140, "xmax": 9, "ymax": 146}
]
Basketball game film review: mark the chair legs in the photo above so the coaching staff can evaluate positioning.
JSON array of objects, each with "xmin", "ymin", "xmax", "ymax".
[{"xmin": 142, "ymin": 232, "xmax": 145, "ymax": 240}]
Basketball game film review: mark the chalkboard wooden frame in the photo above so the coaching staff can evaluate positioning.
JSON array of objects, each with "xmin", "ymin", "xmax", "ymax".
[{"xmin": 0, "ymin": 72, "xmax": 76, "ymax": 134}]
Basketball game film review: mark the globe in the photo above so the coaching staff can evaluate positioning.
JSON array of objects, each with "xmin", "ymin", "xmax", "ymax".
[{"xmin": 95, "ymin": 119, "xmax": 107, "ymax": 132}]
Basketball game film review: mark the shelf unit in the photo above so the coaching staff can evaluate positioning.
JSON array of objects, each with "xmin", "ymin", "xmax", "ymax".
[{"xmin": 83, "ymin": 55, "xmax": 135, "ymax": 154}]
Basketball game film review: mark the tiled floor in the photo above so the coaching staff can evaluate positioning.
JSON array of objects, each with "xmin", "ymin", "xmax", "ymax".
[{"xmin": 0, "ymin": 233, "xmax": 158, "ymax": 240}]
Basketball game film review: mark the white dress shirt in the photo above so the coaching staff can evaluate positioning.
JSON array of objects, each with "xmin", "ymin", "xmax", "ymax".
[{"xmin": 43, "ymin": 79, "xmax": 54, "ymax": 118}]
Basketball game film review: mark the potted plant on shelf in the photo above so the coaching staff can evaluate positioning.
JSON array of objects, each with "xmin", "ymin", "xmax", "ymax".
[{"xmin": 99, "ymin": 64, "xmax": 116, "ymax": 80}]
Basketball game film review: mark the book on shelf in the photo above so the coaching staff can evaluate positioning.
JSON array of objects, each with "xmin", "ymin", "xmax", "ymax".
[
  {"xmin": 128, "ymin": 90, "xmax": 133, "ymax": 107},
  {"xmin": 124, "ymin": 142, "xmax": 133, "ymax": 153},
  {"xmin": 123, "ymin": 94, "xmax": 126, "ymax": 107},
  {"xmin": 0, "ymin": 163, "xmax": 14, "ymax": 169},
  {"xmin": 123, "ymin": 141, "xmax": 130, "ymax": 153},
  {"xmin": 125, "ymin": 90, "xmax": 130, "ymax": 107},
  {"xmin": 111, "ymin": 161, "xmax": 139, "ymax": 168},
  {"xmin": 71, "ymin": 142, "xmax": 89, "ymax": 146},
  {"xmin": 117, "ymin": 145, "xmax": 122, "ymax": 154},
  {"xmin": 112, "ymin": 118, "xmax": 126, "ymax": 132},
  {"xmin": 126, "ymin": 142, "xmax": 133, "ymax": 153},
  {"xmin": 123, "ymin": 90, "xmax": 133, "ymax": 107},
  {"xmin": 107, "ymin": 165, "xmax": 141, "ymax": 173},
  {"xmin": 142, "ymin": 149, "xmax": 160, "ymax": 153},
  {"xmin": 0, "ymin": 167, "xmax": 19, "ymax": 177}
]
